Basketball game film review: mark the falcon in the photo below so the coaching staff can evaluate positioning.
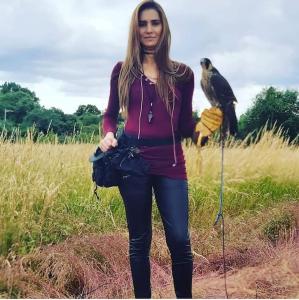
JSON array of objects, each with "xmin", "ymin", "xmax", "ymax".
[{"xmin": 200, "ymin": 58, "xmax": 238, "ymax": 137}]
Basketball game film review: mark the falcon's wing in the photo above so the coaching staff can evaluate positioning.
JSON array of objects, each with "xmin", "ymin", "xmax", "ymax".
[
  {"xmin": 210, "ymin": 73, "xmax": 237, "ymax": 107},
  {"xmin": 210, "ymin": 72, "xmax": 238, "ymax": 135}
]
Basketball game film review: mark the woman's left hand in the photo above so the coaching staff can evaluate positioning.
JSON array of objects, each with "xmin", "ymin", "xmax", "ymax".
[{"xmin": 193, "ymin": 107, "xmax": 223, "ymax": 146}]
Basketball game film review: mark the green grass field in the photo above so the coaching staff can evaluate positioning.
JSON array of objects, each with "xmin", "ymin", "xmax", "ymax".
[
  {"xmin": 0, "ymin": 130, "xmax": 298, "ymax": 298},
  {"xmin": 0, "ymin": 130, "xmax": 298, "ymax": 258}
]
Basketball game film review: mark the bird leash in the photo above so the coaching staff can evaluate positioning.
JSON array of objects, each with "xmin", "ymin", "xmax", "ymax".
[{"xmin": 214, "ymin": 130, "xmax": 229, "ymax": 299}]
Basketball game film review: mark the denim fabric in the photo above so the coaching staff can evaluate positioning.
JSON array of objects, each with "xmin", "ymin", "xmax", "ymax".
[{"xmin": 118, "ymin": 173, "xmax": 193, "ymax": 299}]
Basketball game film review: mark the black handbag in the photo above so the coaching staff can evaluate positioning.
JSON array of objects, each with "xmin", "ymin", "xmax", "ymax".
[{"xmin": 89, "ymin": 135, "xmax": 150, "ymax": 200}]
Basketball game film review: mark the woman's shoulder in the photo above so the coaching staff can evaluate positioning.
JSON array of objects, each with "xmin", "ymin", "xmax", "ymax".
[
  {"xmin": 171, "ymin": 61, "xmax": 194, "ymax": 83},
  {"xmin": 111, "ymin": 61, "xmax": 123, "ymax": 78},
  {"xmin": 172, "ymin": 61, "xmax": 193, "ymax": 73}
]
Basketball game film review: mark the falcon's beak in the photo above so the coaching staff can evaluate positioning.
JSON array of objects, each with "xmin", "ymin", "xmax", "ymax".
[{"xmin": 200, "ymin": 58, "xmax": 207, "ymax": 68}]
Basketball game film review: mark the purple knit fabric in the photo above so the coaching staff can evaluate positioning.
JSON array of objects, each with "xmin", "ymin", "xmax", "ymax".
[{"xmin": 103, "ymin": 62, "xmax": 196, "ymax": 179}]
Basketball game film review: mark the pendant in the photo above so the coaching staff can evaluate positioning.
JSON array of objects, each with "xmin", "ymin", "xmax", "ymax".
[
  {"xmin": 148, "ymin": 102, "xmax": 153, "ymax": 123},
  {"xmin": 148, "ymin": 110, "xmax": 153, "ymax": 123}
]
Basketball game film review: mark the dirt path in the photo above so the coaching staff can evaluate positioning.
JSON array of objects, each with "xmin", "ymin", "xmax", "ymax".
[
  {"xmin": 1, "ymin": 232, "xmax": 298, "ymax": 298},
  {"xmin": 192, "ymin": 248, "xmax": 299, "ymax": 299},
  {"xmin": 159, "ymin": 240, "xmax": 299, "ymax": 299}
]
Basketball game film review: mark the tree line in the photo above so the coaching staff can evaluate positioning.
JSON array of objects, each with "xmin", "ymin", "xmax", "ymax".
[
  {"xmin": 0, "ymin": 82, "xmax": 117, "ymax": 142},
  {"xmin": 0, "ymin": 82, "xmax": 298, "ymax": 143}
]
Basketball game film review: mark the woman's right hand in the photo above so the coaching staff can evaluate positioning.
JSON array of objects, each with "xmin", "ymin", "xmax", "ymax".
[{"xmin": 99, "ymin": 132, "xmax": 118, "ymax": 152}]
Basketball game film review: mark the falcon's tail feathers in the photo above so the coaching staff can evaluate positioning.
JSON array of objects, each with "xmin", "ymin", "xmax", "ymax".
[{"xmin": 223, "ymin": 104, "xmax": 238, "ymax": 136}]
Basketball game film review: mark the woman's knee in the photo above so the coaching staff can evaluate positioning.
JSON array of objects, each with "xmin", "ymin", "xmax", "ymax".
[
  {"xmin": 129, "ymin": 230, "xmax": 152, "ymax": 259},
  {"xmin": 166, "ymin": 231, "xmax": 192, "ymax": 257},
  {"xmin": 168, "ymin": 235, "xmax": 191, "ymax": 250}
]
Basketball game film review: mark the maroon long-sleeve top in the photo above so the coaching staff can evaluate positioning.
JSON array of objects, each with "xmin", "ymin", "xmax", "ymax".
[{"xmin": 103, "ymin": 62, "xmax": 196, "ymax": 180}]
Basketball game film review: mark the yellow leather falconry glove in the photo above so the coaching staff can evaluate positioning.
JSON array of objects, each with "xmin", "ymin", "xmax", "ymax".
[{"xmin": 193, "ymin": 107, "xmax": 223, "ymax": 146}]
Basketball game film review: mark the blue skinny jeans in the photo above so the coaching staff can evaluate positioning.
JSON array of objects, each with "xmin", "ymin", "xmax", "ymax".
[{"xmin": 118, "ymin": 173, "xmax": 193, "ymax": 298}]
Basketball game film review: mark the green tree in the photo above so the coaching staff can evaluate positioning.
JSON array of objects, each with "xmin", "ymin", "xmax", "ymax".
[
  {"xmin": 239, "ymin": 87, "xmax": 299, "ymax": 141},
  {"xmin": 77, "ymin": 113, "xmax": 101, "ymax": 126},
  {"xmin": 0, "ymin": 82, "xmax": 39, "ymax": 103},
  {"xmin": 23, "ymin": 107, "xmax": 76, "ymax": 136},
  {"xmin": 192, "ymin": 110, "xmax": 200, "ymax": 122},
  {"xmin": 75, "ymin": 104, "xmax": 101, "ymax": 116},
  {"xmin": 0, "ymin": 88, "xmax": 40, "ymax": 125}
]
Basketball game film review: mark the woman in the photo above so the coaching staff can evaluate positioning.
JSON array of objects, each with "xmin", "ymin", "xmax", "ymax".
[{"xmin": 100, "ymin": 0, "xmax": 221, "ymax": 298}]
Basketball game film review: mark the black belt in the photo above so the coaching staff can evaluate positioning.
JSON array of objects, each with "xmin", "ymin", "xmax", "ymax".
[{"xmin": 120, "ymin": 133, "xmax": 181, "ymax": 147}]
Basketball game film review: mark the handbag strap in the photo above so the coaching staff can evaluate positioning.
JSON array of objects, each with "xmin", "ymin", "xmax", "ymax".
[
  {"xmin": 89, "ymin": 148, "xmax": 118, "ymax": 162},
  {"xmin": 89, "ymin": 150, "xmax": 105, "ymax": 162}
]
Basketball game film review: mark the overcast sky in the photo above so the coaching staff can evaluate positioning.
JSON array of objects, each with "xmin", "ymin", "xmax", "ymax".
[{"xmin": 0, "ymin": 0, "xmax": 298, "ymax": 117}]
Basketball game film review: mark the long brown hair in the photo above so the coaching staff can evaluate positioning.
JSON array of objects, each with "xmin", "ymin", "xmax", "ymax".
[{"xmin": 118, "ymin": 0, "xmax": 192, "ymax": 118}]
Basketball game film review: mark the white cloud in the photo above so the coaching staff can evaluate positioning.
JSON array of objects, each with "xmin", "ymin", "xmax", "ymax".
[
  {"xmin": 234, "ymin": 84, "xmax": 264, "ymax": 116},
  {"xmin": 211, "ymin": 36, "xmax": 295, "ymax": 85},
  {"xmin": 22, "ymin": 78, "xmax": 107, "ymax": 114},
  {"xmin": 0, "ymin": 0, "xmax": 298, "ymax": 115}
]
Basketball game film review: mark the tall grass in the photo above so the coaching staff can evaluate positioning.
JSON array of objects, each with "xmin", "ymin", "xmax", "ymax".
[
  {"xmin": 0, "ymin": 129, "xmax": 298, "ymax": 257},
  {"xmin": 186, "ymin": 128, "xmax": 299, "ymax": 227}
]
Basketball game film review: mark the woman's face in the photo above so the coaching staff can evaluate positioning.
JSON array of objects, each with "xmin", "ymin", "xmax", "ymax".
[{"xmin": 138, "ymin": 8, "xmax": 162, "ymax": 49}]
